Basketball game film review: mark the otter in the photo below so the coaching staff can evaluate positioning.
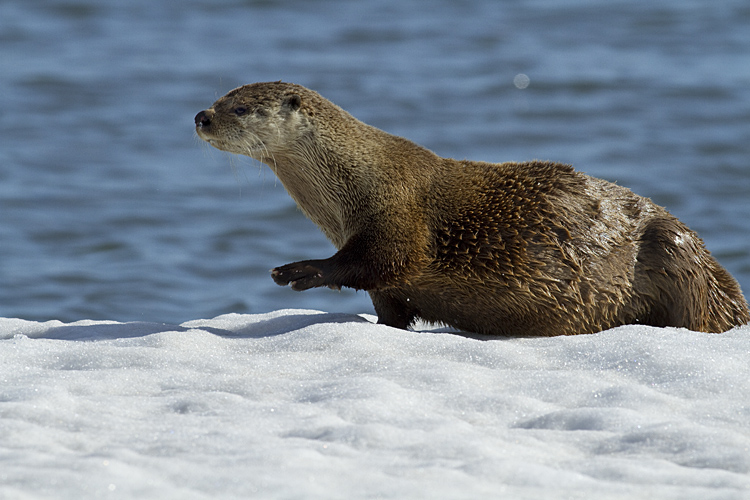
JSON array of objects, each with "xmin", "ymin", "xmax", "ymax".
[{"xmin": 194, "ymin": 81, "xmax": 749, "ymax": 336}]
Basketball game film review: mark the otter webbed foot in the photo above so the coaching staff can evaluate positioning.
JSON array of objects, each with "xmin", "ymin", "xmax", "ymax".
[{"xmin": 272, "ymin": 261, "xmax": 340, "ymax": 291}]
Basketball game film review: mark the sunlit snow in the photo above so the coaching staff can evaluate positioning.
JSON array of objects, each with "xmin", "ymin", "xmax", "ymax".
[{"xmin": 2, "ymin": 309, "xmax": 749, "ymax": 499}]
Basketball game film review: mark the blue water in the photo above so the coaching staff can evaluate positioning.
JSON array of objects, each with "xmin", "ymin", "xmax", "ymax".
[{"xmin": 2, "ymin": 0, "xmax": 749, "ymax": 323}]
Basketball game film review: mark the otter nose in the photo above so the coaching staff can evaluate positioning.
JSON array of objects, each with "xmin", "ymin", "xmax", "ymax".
[{"xmin": 194, "ymin": 110, "xmax": 212, "ymax": 127}]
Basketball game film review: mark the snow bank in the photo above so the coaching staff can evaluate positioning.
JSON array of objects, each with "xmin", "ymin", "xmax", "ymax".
[{"xmin": 1, "ymin": 310, "xmax": 749, "ymax": 499}]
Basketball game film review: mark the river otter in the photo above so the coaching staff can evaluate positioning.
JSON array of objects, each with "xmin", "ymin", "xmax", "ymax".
[{"xmin": 194, "ymin": 81, "xmax": 749, "ymax": 336}]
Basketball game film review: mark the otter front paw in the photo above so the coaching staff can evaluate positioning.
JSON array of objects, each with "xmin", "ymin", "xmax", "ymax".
[{"xmin": 271, "ymin": 262, "xmax": 326, "ymax": 291}]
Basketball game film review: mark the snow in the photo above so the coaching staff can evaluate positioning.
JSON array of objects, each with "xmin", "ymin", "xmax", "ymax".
[{"xmin": 1, "ymin": 309, "xmax": 749, "ymax": 499}]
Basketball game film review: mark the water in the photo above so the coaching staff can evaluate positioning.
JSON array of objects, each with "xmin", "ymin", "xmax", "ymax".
[{"xmin": 2, "ymin": 0, "xmax": 749, "ymax": 324}]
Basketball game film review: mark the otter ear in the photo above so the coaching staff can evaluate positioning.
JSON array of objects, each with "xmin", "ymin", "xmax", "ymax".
[{"xmin": 282, "ymin": 94, "xmax": 301, "ymax": 112}]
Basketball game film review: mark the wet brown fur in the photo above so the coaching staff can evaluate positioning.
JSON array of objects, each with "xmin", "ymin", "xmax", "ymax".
[{"xmin": 195, "ymin": 81, "xmax": 749, "ymax": 336}]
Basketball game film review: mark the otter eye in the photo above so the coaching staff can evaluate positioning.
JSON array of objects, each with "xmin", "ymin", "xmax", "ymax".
[{"xmin": 233, "ymin": 106, "xmax": 247, "ymax": 116}]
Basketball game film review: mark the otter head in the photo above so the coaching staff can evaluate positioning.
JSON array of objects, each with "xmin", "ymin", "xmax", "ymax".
[{"xmin": 194, "ymin": 82, "xmax": 306, "ymax": 161}]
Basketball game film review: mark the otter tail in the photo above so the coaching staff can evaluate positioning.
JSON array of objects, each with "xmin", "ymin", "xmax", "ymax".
[{"xmin": 634, "ymin": 217, "xmax": 750, "ymax": 333}]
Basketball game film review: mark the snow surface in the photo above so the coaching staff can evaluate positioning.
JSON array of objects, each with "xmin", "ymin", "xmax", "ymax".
[{"xmin": 1, "ymin": 309, "xmax": 749, "ymax": 499}]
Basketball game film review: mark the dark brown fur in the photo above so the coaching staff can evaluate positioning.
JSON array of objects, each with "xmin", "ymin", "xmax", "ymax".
[{"xmin": 195, "ymin": 81, "xmax": 749, "ymax": 336}]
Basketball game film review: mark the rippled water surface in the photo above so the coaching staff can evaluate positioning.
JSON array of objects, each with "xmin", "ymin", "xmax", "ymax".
[{"xmin": 2, "ymin": 0, "xmax": 749, "ymax": 323}]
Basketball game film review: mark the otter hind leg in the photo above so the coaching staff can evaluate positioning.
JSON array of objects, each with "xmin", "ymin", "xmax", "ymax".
[{"xmin": 634, "ymin": 217, "xmax": 749, "ymax": 332}]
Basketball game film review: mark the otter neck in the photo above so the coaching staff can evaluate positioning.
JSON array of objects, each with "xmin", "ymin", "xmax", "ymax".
[{"xmin": 261, "ymin": 129, "xmax": 382, "ymax": 249}]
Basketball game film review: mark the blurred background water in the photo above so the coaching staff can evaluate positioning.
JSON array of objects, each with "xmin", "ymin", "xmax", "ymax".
[{"xmin": 1, "ymin": 0, "xmax": 749, "ymax": 323}]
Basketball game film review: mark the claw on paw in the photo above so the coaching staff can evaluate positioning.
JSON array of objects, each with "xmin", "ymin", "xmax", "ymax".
[{"xmin": 271, "ymin": 263, "xmax": 326, "ymax": 290}]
